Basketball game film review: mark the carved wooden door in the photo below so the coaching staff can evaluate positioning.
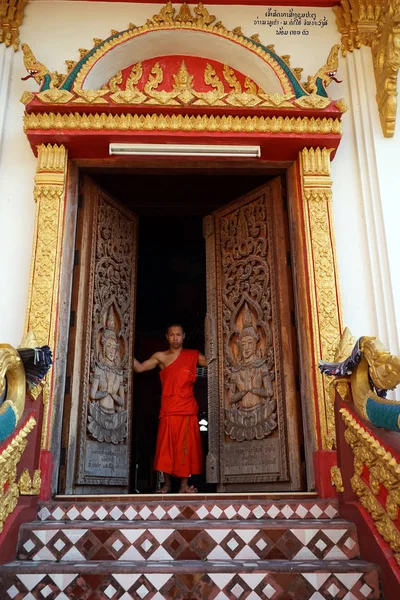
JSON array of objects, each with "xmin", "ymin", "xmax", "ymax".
[
  {"xmin": 63, "ymin": 177, "xmax": 138, "ymax": 494},
  {"xmin": 204, "ymin": 178, "xmax": 303, "ymax": 491}
]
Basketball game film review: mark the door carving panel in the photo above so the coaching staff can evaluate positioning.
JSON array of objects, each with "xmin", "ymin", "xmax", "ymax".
[
  {"xmin": 65, "ymin": 177, "xmax": 137, "ymax": 492},
  {"xmin": 206, "ymin": 178, "xmax": 302, "ymax": 490}
]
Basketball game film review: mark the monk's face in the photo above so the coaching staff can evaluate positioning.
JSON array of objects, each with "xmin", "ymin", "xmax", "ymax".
[{"xmin": 166, "ymin": 326, "xmax": 185, "ymax": 349}]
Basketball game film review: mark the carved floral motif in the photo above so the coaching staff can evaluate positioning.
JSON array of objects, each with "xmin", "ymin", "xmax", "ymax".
[
  {"xmin": 220, "ymin": 197, "xmax": 278, "ymax": 442},
  {"xmin": 86, "ymin": 199, "xmax": 135, "ymax": 445}
]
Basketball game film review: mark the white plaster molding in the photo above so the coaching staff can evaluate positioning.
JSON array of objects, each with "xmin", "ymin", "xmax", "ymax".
[
  {"xmin": 345, "ymin": 48, "xmax": 399, "ymax": 395},
  {"xmin": 0, "ymin": 45, "xmax": 14, "ymax": 164}
]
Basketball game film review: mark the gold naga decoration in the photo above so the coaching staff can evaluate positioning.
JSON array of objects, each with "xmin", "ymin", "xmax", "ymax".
[
  {"xmin": 0, "ymin": 344, "xmax": 26, "ymax": 430},
  {"xmin": 334, "ymin": 0, "xmax": 400, "ymax": 137},
  {"xmin": 0, "ymin": 0, "xmax": 27, "ymax": 51},
  {"xmin": 341, "ymin": 408, "xmax": 400, "ymax": 566},
  {"xmin": 20, "ymin": 2, "xmax": 345, "ymax": 112}
]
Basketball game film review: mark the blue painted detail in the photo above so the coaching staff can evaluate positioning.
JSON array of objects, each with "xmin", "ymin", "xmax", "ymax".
[
  {"xmin": 0, "ymin": 405, "xmax": 17, "ymax": 443},
  {"xmin": 366, "ymin": 397, "xmax": 400, "ymax": 432}
]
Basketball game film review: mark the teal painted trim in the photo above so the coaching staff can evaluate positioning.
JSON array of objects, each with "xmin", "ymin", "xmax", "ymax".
[
  {"xmin": 61, "ymin": 30, "xmax": 128, "ymax": 91},
  {"xmin": 366, "ymin": 397, "xmax": 400, "ymax": 432},
  {"xmin": 316, "ymin": 77, "xmax": 328, "ymax": 98},
  {"xmin": 241, "ymin": 36, "xmax": 307, "ymax": 98},
  {"xmin": 40, "ymin": 73, "xmax": 53, "ymax": 92},
  {"xmin": 59, "ymin": 27, "xmax": 308, "ymax": 99},
  {"xmin": 0, "ymin": 405, "xmax": 17, "ymax": 443}
]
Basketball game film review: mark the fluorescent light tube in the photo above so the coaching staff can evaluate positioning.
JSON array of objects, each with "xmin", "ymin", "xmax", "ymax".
[{"xmin": 109, "ymin": 143, "xmax": 261, "ymax": 158}]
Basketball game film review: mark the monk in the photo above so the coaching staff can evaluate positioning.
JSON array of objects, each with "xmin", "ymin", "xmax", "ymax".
[{"xmin": 133, "ymin": 324, "xmax": 207, "ymax": 493}]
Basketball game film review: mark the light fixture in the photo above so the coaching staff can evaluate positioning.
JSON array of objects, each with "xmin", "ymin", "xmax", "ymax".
[{"xmin": 109, "ymin": 143, "xmax": 261, "ymax": 158}]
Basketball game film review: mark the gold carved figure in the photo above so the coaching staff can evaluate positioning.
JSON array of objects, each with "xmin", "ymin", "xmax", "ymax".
[
  {"xmin": 88, "ymin": 309, "xmax": 127, "ymax": 444},
  {"xmin": 225, "ymin": 303, "xmax": 277, "ymax": 441}
]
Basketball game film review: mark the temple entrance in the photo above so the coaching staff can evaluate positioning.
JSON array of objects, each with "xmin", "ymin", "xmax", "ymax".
[{"xmin": 60, "ymin": 166, "xmax": 304, "ymax": 495}]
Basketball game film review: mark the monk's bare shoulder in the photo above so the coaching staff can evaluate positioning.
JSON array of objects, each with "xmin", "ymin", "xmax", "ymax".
[{"xmin": 153, "ymin": 350, "xmax": 170, "ymax": 369}]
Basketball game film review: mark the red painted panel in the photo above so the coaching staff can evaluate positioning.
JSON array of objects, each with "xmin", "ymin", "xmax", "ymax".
[{"xmin": 113, "ymin": 55, "xmax": 259, "ymax": 93}]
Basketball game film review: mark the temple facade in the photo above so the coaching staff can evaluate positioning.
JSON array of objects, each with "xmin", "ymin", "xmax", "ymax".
[{"xmin": 0, "ymin": 1, "xmax": 399, "ymax": 598}]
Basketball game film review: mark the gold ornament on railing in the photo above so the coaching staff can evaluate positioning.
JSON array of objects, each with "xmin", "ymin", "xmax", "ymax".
[
  {"xmin": 0, "ymin": 416, "xmax": 37, "ymax": 533},
  {"xmin": 18, "ymin": 469, "xmax": 41, "ymax": 495},
  {"xmin": 341, "ymin": 408, "xmax": 400, "ymax": 566}
]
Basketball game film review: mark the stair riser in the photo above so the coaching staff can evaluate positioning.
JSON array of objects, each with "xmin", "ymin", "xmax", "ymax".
[
  {"xmin": 0, "ymin": 564, "xmax": 381, "ymax": 600},
  {"xmin": 17, "ymin": 523, "xmax": 358, "ymax": 562},
  {"xmin": 37, "ymin": 499, "xmax": 338, "ymax": 522}
]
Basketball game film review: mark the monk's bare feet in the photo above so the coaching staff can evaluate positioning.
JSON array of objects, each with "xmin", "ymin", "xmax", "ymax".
[
  {"xmin": 179, "ymin": 484, "xmax": 198, "ymax": 494},
  {"xmin": 156, "ymin": 485, "xmax": 171, "ymax": 494}
]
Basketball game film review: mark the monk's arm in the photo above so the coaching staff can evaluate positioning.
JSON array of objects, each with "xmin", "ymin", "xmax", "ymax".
[
  {"xmin": 198, "ymin": 353, "xmax": 208, "ymax": 368},
  {"xmin": 133, "ymin": 353, "xmax": 161, "ymax": 373}
]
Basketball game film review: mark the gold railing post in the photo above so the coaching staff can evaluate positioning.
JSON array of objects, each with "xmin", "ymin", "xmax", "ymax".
[
  {"xmin": 25, "ymin": 144, "xmax": 68, "ymax": 451},
  {"xmin": 299, "ymin": 147, "xmax": 343, "ymax": 449}
]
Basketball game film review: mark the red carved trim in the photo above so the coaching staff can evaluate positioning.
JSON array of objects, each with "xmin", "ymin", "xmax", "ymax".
[{"xmin": 39, "ymin": 450, "xmax": 53, "ymax": 501}]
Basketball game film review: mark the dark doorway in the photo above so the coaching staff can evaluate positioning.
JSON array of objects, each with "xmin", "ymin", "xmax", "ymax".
[
  {"xmin": 133, "ymin": 214, "xmax": 208, "ymax": 492},
  {"xmin": 85, "ymin": 170, "xmax": 274, "ymax": 493}
]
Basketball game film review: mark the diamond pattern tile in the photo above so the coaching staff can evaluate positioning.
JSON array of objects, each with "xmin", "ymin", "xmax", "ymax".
[
  {"xmin": 0, "ymin": 564, "xmax": 381, "ymax": 600},
  {"xmin": 16, "ymin": 519, "xmax": 359, "ymax": 563},
  {"xmin": 36, "ymin": 500, "xmax": 340, "ymax": 522},
  {"xmin": 1, "ymin": 498, "xmax": 382, "ymax": 599}
]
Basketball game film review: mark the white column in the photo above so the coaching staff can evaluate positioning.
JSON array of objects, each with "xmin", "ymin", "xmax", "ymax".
[{"xmin": 342, "ymin": 48, "xmax": 400, "ymax": 368}]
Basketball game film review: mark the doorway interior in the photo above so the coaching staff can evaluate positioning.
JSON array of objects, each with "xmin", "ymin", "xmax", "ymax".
[{"xmin": 85, "ymin": 168, "xmax": 278, "ymax": 493}]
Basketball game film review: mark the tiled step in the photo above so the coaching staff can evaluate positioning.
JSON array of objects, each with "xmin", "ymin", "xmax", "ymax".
[
  {"xmin": 0, "ymin": 559, "xmax": 382, "ymax": 599},
  {"xmin": 37, "ymin": 498, "xmax": 338, "ymax": 522},
  {"xmin": 17, "ymin": 519, "xmax": 358, "ymax": 562}
]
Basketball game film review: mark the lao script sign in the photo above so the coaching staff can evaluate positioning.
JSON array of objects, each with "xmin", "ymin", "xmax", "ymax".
[{"xmin": 254, "ymin": 8, "xmax": 329, "ymax": 37}]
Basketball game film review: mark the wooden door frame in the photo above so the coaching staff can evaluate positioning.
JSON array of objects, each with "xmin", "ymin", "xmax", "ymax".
[{"xmin": 27, "ymin": 152, "xmax": 342, "ymax": 498}]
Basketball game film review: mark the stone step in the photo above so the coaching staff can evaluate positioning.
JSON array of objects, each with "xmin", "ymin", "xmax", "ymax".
[
  {"xmin": 17, "ymin": 519, "xmax": 358, "ymax": 563},
  {"xmin": 37, "ymin": 497, "xmax": 338, "ymax": 523},
  {"xmin": 0, "ymin": 559, "xmax": 382, "ymax": 599}
]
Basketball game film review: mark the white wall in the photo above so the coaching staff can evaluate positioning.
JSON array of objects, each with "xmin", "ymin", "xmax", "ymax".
[{"xmin": 0, "ymin": 2, "xmax": 398, "ymax": 366}]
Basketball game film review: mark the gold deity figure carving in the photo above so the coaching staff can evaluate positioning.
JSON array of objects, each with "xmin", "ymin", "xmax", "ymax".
[
  {"xmin": 88, "ymin": 310, "xmax": 127, "ymax": 444},
  {"xmin": 172, "ymin": 60, "xmax": 194, "ymax": 91}
]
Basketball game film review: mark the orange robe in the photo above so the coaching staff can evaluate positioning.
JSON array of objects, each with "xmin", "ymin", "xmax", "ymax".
[{"xmin": 154, "ymin": 349, "xmax": 203, "ymax": 478}]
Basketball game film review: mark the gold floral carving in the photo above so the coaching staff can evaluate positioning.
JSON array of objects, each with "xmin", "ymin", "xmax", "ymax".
[
  {"xmin": 335, "ymin": 379, "xmax": 351, "ymax": 402},
  {"xmin": 299, "ymin": 148, "xmax": 343, "ymax": 450},
  {"xmin": 331, "ymin": 465, "xmax": 345, "ymax": 492},
  {"xmin": 341, "ymin": 407, "xmax": 400, "ymax": 565},
  {"xmin": 18, "ymin": 469, "xmax": 41, "ymax": 495},
  {"xmin": 25, "ymin": 144, "xmax": 68, "ymax": 449},
  {"xmin": 0, "ymin": 416, "xmax": 36, "ymax": 533},
  {"xmin": 103, "ymin": 60, "xmax": 297, "ymax": 109},
  {"xmin": 24, "ymin": 112, "xmax": 342, "ymax": 135},
  {"xmin": 0, "ymin": 0, "xmax": 27, "ymax": 50},
  {"xmin": 334, "ymin": 0, "xmax": 399, "ymax": 137}
]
